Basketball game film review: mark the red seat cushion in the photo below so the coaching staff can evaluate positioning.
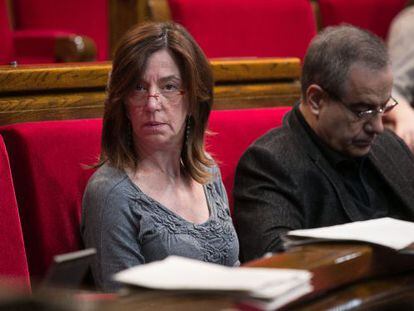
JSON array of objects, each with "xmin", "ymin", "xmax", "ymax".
[
  {"xmin": 0, "ymin": 119, "xmax": 102, "ymax": 277},
  {"xmin": 208, "ymin": 107, "xmax": 291, "ymax": 213},
  {"xmin": 169, "ymin": 0, "xmax": 316, "ymax": 60},
  {"xmin": 0, "ymin": 135, "xmax": 30, "ymax": 288},
  {"xmin": 318, "ymin": 0, "xmax": 408, "ymax": 39}
]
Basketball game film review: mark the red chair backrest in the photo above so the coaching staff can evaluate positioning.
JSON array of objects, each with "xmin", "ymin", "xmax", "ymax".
[
  {"xmin": 0, "ymin": 0, "xmax": 14, "ymax": 64},
  {"xmin": 168, "ymin": 0, "xmax": 317, "ymax": 60},
  {"xmin": 208, "ymin": 107, "xmax": 291, "ymax": 212},
  {"xmin": 0, "ymin": 119, "xmax": 102, "ymax": 278},
  {"xmin": 318, "ymin": 0, "xmax": 408, "ymax": 39},
  {"xmin": 0, "ymin": 135, "xmax": 30, "ymax": 289},
  {"xmin": 0, "ymin": 107, "xmax": 291, "ymax": 277},
  {"xmin": 12, "ymin": 0, "xmax": 108, "ymax": 60}
]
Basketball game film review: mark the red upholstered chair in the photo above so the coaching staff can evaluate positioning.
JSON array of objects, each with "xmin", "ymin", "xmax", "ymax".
[
  {"xmin": 167, "ymin": 0, "xmax": 317, "ymax": 60},
  {"xmin": 0, "ymin": 0, "xmax": 97, "ymax": 65},
  {"xmin": 317, "ymin": 0, "xmax": 408, "ymax": 39},
  {"xmin": 12, "ymin": 0, "xmax": 108, "ymax": 61},
  {"xmin": 0, "ymin": 107, "xmax": 290, "ymax": 278},
  {"xmin": 0, "ymin": 135, "xmax": 30, "ymax": 289},
  {"xmin": 208, "ymin": 107, "xmax": 291, "ymax": 212},
  {"xmin": 0, "ymin": 120, "xmax": 102, "ymax": 278}
]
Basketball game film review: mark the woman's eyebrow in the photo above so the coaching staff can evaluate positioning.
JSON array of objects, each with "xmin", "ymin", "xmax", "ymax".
[{"xmin": 159, "ymin": 75, "xmax": 182, "ymax": 83}]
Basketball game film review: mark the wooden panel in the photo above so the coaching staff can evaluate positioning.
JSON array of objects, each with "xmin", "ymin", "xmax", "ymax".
[
  {"xmin": 109, "ymin": 0, "xmax": 140, "ymax": 58},
  {"xmin": 147, "ymin": 0, "xmax": 171, "ymax": 22},
  {"xmin": 109, "ymin": 0, "xmax": 154, "ymax": 57},
  {"xmin": 0, "ymin": 92, "xmax": 106, "ymax": 125},
  {"xmin": 214, "ymin": 82, "xmax": 300, "ymax": 109},
  {"xmin": 0, "ymin": 63, "xmax": 111, "ymax": 92},
  {"xmin": 0, "ymin": 58, "xmax": 301, "ymax": 125},
  {"xmin": 212, "ymin": 57, "xmax": 300, "ymax": 82}
]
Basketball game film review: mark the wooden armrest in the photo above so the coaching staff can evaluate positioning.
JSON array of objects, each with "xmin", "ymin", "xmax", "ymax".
[
  {"xmin": 55, "ymin": 35, "xmax": 97, "ymax": 62},
  {"xmin": 13, "ymin": 31, "xmax": 97, "ymax": 63}
]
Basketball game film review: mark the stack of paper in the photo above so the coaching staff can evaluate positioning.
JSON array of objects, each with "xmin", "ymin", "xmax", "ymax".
[
  {"xmin": 114, "ymin": 256, "xmax": 313, "ymax": 310},
  {"xmin": 284, "ymin": 217, "xmax": 414, "ymax": 253}
]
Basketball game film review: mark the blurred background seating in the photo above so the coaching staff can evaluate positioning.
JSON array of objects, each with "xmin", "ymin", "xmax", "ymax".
[
  {"xmin": 2, "ymin": 0, "xmax": 413, "ymax": 65},
  {"xmin": 148, "ymin": 0, "xmax": 317, "ymax": 60},
  {"xmin": 0, "ymin": 135, "xmax": 30, "ymax": 290},
  {"xmin": 0, "ymin": 0, "xmax": 97, "ymax": 65},
  {"xmin": 316, "ymin": 0, "xmax": 409, "ymax": 39},
  {"xmin": 11, "ymin": 0, "xmax": 107, "ymax": 61}
]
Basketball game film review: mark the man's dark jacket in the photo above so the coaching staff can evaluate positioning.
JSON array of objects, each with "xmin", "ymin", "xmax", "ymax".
[{"xmin": 233, "ymin": 106, "xmax": 414, "ymax": 262}]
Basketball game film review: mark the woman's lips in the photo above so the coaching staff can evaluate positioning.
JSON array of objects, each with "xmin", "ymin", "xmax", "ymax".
[{"xmin": 142, "ymin": 122, "xmax": 166, "ymax": 131}]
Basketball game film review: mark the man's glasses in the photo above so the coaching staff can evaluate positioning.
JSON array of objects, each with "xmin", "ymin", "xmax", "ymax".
[
  {"xmin": 131, "ymin": 82, "xmax": 185, "ymax": 105},
  {"xmin": 324, "ymin": 89, "xmax": 399, "ymax": 121}
]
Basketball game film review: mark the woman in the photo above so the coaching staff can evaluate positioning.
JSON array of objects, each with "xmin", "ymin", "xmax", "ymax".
[{"xmin": 81, "ymin": 22, "xmax": 239, "ymax": 291}]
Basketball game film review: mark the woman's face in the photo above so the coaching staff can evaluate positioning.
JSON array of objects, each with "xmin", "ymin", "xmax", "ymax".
[{"xmin": 126, "ymin": 49, "xmax": 189, "ymax": 153}]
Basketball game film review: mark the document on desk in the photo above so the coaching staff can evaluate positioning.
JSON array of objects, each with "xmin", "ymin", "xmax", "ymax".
[
  {"xmin": 114, "ymin": 256, "xmax": 313, "ymax": 310},
  {"xmin": 284, "ymin": 217, "xmax": 414, "ymax": 252}
]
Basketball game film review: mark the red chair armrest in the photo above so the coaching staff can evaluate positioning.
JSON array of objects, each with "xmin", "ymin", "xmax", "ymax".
[{"xmin": 13, "ymin": 30, "xmax": 96, "ymax": 64}]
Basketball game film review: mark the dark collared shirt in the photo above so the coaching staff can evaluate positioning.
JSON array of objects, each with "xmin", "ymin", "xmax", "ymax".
[{"xmin": 294, "ymin": 105, "xmax": 406, "ymax": 220}]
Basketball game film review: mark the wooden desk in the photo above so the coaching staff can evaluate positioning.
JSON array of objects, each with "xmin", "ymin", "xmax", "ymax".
[
  {"xmin": 245, "ymin": 243, "xmax": 414, "ymax": 309},
  {"xmin": 93, "ymin": 243, "xmax": 414, "ymax": 310},
  {"xmin": 3, "ymin": 243, "xmax": 412, "ymax": 310},
  {"xmin": 0, "ymin": 58, "xmax": 300, "ymax": 126}
]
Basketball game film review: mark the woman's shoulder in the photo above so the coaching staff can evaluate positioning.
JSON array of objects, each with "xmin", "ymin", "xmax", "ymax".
[{"xmin": 84, "ymin": 163, "xmax": 131, "ymax": 199}]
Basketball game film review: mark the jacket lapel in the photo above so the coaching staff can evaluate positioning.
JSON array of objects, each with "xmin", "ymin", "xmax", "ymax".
[
  {"xmin": 285, "ymin": 107, "xmax": 363, "ymax": 221},
  {"xmin": 369, "ymin": 142, "xmax": 414, "ymax": 218}
]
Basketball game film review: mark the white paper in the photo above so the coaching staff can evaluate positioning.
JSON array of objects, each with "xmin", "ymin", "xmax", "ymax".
[
  {"xmin": 242, "ymin": 283, "xmax": 313, "ymax": 311},
  {"xmin": 114, "ymin": 256, "xmax": 312, "ymax": 300},
  {"xmin": 287, "ymin": 217, "xmax": 414, "ymax": 250}
]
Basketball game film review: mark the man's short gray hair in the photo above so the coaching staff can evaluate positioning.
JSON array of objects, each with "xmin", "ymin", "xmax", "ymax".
[{"xmin": 301, "ymin": 24, "xmax": 389, "ymax": 100}]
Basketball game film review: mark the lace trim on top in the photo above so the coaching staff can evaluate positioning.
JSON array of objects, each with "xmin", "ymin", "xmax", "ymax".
[{"xmin": 130, "ymin": 182, "xmax": 236, "ymax": 265}]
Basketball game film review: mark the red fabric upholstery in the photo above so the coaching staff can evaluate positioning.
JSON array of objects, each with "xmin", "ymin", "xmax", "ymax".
[
  {"xmin": 208, "ymin": 107, "xmax": 291, "ymax": 212},
  {"xmin": 0, "ymin": 135, "xmax": 30, "ymax": 289},
  {"xmin": 0, "ymin": 120, "xmax": 102, "ymax": 277},
  {"xmin": 0, "ymin": 0, "xmax": 14, "ymax": 64},
  {"xmin": 0, "ymin": 0, "xmax": 84, "ymax": 64},
  {"xmin": 318, "ymin": 0, "xmax": 408, "ymax": 39},
  {"xmin": 0, "ymin": 107, "xmax": 290, "ymax": 277},
  {"xmin": 168, "ymin": 0, "xmax": 317, "ymax": 60},
  {"xmin": 12, "ymin": 0, "xmax": 108, "ymax": 60}
]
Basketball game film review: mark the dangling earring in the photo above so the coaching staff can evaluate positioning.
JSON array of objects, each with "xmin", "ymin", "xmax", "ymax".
[{"xmin": 186, "ymin": 115, "xmax": 192, "ymax": 146}]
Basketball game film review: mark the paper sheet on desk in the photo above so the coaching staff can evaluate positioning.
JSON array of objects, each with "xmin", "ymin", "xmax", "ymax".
[
  {"xmin": 113, "ymin": 256, "xmax": 312, "ymax": 303},
  {"xmin": 286, "ymin": 217, "xmax": 414, "ymax": 251}
]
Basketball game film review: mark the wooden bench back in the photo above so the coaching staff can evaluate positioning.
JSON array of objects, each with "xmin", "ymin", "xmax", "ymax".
[{"xmin": 0, "ymin": 58, "xmax": 300, "ymax": 126}]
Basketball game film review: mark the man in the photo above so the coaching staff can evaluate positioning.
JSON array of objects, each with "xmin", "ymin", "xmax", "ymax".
[{"xmin": 233, "ymin": 25, "xmax": 414, "ymax": 263}]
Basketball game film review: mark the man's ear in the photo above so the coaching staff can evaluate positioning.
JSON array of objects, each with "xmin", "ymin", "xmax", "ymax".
[{"xmin": 305, "ymin": 84, "xmax": 325, "ymax": 116}]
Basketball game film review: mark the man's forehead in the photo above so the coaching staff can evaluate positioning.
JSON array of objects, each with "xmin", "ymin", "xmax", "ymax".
[{"xmin": 343, "ymin": 63, "xmax": 393, "ymax": 101}]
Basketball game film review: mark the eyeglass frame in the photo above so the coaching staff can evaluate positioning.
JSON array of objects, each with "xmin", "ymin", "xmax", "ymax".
[
  {"xmin": 322, "ymin": 88, "xmax": 399, "ymax": 121},
  {"xmin": 130, "ymin": 81, "xmax": 186, "ymax": 106}
]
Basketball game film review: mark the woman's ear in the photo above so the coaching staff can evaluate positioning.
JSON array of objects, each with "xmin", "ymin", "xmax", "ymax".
[{"xmin": 305, "ymin": 84, "xmax": 325, "ymax": 116}]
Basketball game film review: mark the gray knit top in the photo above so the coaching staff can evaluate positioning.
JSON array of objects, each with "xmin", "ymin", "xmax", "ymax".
[{"xmin": 81, "ymin": 164, "xmax": 239, "ymax": 291}]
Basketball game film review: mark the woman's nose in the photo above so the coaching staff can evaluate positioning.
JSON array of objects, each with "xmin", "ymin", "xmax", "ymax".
[{"xmin": 144, "ymin": 92, "xmax": 162, "ymax": 111}]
